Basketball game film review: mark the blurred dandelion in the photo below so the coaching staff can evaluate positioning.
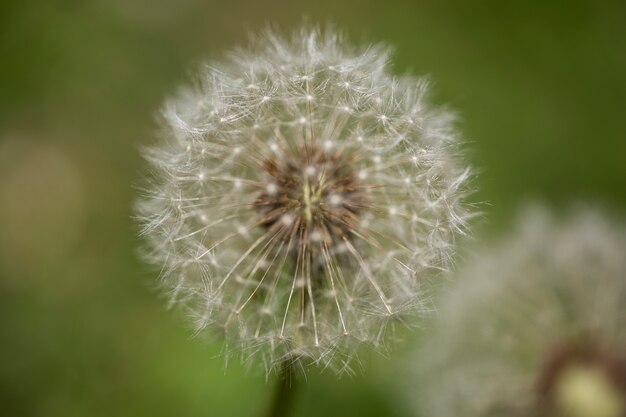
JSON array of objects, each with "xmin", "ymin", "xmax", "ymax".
[
  {"xmin": 136, "ymin": 26, "xmax": 472, "ymax": 377},
  {"xmin": 411, "ymin": 206, "xmax": 626, "ymax": 417}
]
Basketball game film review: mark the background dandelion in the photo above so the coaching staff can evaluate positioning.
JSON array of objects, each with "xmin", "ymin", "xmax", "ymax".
[
  {"xmin": 136, "ymin": 27, "xmax": 472, "ymax": 375},
  {"xmin": 411, "ymin": 206, "xmax": 626, "ymax": 417}
]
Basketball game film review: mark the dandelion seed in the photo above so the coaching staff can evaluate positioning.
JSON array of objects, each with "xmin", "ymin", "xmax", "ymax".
[
  {"xmin": 136, "ymin": 27, "xmax": 472, "ymax": 375},
  {"xmin": 411, "ymin": 206, "xmax": 626, "ymax": 417}
]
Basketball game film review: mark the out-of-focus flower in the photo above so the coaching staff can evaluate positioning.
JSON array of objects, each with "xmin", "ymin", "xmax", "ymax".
[
  {"xmin": 136, "ymin": 27, "xmax": 472, "ymax": 374},
  {"xmin": 411, "ymin": 206, "xmax": 626, "ymax": 417}
]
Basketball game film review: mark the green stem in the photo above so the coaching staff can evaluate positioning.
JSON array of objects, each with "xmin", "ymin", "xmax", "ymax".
[{"xmin": 265, "ymin": 363, "xmax": 299, "ymax": 417}]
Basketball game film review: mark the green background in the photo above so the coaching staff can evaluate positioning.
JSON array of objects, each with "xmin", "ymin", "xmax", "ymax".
[{"xmin": 1, "ymin": 0, "xmax": 625, "ymax": 416}]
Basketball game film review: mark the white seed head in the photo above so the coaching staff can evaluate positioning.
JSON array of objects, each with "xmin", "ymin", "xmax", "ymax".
[
  {"xmin": 411, "ymin": 206, "xmax": 626, "ymax": 417},
  {"xmin": 136, "ymin": 27, "xmax": 472, "ymax": 375}
]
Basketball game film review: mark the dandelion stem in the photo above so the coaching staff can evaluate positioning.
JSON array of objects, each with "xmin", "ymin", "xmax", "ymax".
[{"xmin": 264, "ymin": 362, "xmax": 299, "ymax": 417}]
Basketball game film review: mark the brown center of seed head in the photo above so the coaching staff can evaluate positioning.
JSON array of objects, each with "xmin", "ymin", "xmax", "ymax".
[
  {"xmin": 254, "ymin": 145, "xmax": 367, "ymax": 252},
  {"xmin": 536, "ymin": 342, "xmax": 626, "ymax": 417}
]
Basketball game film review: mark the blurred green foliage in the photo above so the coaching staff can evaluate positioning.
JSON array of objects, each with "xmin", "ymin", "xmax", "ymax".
[{"xmin": 0, "ymin": 0, "xmax": 624, "ymax": 416}]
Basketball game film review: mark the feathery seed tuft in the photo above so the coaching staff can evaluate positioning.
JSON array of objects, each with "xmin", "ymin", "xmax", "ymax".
[{"xmin": 136, "ymin": 27, "xmax": 472, "ymax": 374}]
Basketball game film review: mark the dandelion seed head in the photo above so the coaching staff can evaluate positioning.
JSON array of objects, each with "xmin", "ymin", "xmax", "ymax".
[
  {"xmin": 411, "ymin": 206, "xmax": 626, "ymax": 417},
  {"xmin": 136, "ymin": 26, "xmax": 472, "ymax": 375}
]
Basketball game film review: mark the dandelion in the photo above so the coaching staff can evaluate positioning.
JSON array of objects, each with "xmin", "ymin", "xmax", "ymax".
[
  {"xmin": 136, "ymin": 26, "xmax": 472, "ymax": 377},
  {"xmin": 411, "ymin": 206, "xmax": 626, "ymax": 417}
]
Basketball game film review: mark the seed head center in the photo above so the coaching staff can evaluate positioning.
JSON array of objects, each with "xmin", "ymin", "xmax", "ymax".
[
  {"xmin": 254, "ymin": 146, "xmax": 365, "ymax": 247},
  {"xmin": 302, "ymin": 173, "xmax": 324, "ymax": 223},
  {"xmin": 537, "ymin": 343, "xmax": 626, "ymax": 417}
]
